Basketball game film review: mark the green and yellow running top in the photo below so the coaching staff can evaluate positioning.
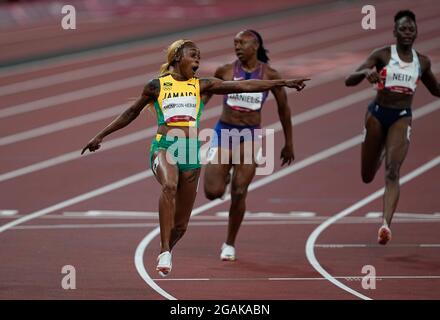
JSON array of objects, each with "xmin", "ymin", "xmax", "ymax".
[{"xmin": 154, "ymin": 75, "xmax": 204, "ymax": 127}]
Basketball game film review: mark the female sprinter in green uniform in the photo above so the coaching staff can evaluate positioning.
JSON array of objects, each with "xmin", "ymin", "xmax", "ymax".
[{"xmin": 82, "ymin": 39, "xmax": 309, "ymax": 276}]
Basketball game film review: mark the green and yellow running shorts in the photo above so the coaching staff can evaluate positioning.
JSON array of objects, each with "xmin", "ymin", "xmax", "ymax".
[{"xmin": 149, "ymin": 134, "xmax": 201, "ymax": 172}]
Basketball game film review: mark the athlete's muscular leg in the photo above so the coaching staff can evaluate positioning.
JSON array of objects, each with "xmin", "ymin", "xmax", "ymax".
[
  {"xmin": 382, "ymin": 117, "xmax": 411, "ymax": 227},
  {"xmin": 225, "ymin": 141, "xmax": 256, "ymax": 245},
  {"xmin": 361, "ymin": 112, "xmax": 386, "ymax": 183},
  {"xmin": 169, "ymin": 168, "xmax": 201, "ymax": 250},
  {"xmin": 225, "ymin": 138, "xmax": 261, "ymax": 246},
  {"xmin": 226, "ymin": 162, "xmax": 256, "ymax": 246},
  {"xmin": 204, "ymin": 147, "xmax": 232, "ymax": 200},
  {"xmin": 152, "ymin": 150, "xmax": 179, "ymax": 253}
]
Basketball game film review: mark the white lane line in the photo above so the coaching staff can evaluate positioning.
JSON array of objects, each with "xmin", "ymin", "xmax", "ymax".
[
  {"xmin": 0, "ymin": 171, "xmax": 152, "ymax": 233},
  {"xmin": 7, "ymin": 220, "xmax": 323, "ymax": 230},
  {"xmin": 0, "ymin": 210, "xmax": 18, "ymax": 216},
  {"xmin": 315, "ymin": 244, "xmax": 440, "ymax": 248},
  {"xmin": 61, "ymin": 210, "xmax": 316, "ymax": 218},
  {"xmin": 12, "ymin": 223, "xmax": 158, "ymax": 230},
  {"xmin": 365, "ymin": 212, "xmax": 440, "ymax": 219},
  {"xmin": 214, "ymin": 211, "xmax": 316, "ymax": 218},
  {"xmin": 1, "ymin": 219, "xmax": 373, "ymax": 230},
  {"xmin": 135, "ymin": 99, "xmax": 440, "ymax": 300},
  {"xmin": 0, "ymin": 128, "xmax": 156, "ymax": 183},
  {"xmin": 0, "ymin": 74, "xmax": 146, "ymax": 119},
  {"xmin": 305, "ymin": 155, "xmax": 440, "ymax": 301},
  {"xmin": 63, "ymin": 210, "xmax": 159, "ymax": 217},
  {"xmin": 365, "ymin": 212, "xmax": 440, "ymax": 220},
  {"xmin": 0, "ymin": 104, "xmax": 126, "ymax": 146},
  {"xmin": 5, "ymin": 214, "xmax": 440, "ymax": 225},
  {"xmin": 10, "ymin": 219, "xmax": 440, "ymax": 230},
  {"xmin": 152, "ymin": 275, "xmax": 440, "ymax": 281},
  {"xmin": 1, "ymin": 18, "xmax": 439, "ymax": 119},
  {"xmin": 134, "ymin": 227, "xmax": 174, "ymax": 299}
]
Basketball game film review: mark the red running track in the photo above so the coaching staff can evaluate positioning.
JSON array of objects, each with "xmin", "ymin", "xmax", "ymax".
[{"xmin": 0, "ymin": 0, "xmax": 439, "ymax": 300}]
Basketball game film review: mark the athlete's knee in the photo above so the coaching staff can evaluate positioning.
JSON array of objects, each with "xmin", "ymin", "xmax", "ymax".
[
  {"xmin": 162, "ymin": 181, "xmax": 178, "ymax": 197},
  {"xmin": 385, "ymin": 163, "xmax": 400, "ymax": 182},
  {"xmin": 231, "ymin": 185, "xmax": 248, "ymax": 199},
  {"xmin": 204, "ymin": 185, "xmax": 224, "ymax": 200}
]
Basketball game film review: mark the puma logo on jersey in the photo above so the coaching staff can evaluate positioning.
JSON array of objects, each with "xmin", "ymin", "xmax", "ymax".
[{"xmin": 399, "ymin": 110, "xmax": 407, "ymax": 116}]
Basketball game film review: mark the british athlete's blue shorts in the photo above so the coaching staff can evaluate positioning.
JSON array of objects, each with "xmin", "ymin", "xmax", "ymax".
[{"xmin": 368, "ymin": 101, "xmax": 412, "ymax": 133}]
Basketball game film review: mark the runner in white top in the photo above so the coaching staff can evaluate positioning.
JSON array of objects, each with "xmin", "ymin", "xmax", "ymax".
[{"xmin": 345, "ymin": 10, "xmax": 440, "ymax": 245}]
